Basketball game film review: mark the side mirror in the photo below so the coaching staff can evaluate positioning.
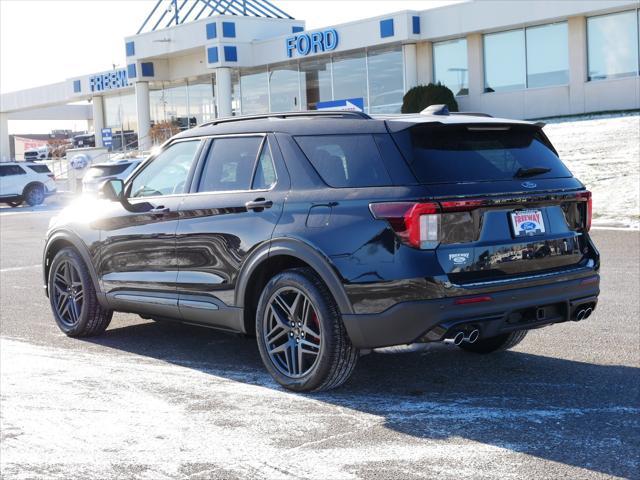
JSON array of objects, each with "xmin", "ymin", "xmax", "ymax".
[{"xmin": 99, "ymin": 178, "xmax": 124, "ymax": 202}]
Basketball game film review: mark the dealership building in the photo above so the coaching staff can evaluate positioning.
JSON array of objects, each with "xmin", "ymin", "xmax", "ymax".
[{"xmin": 1, "ymin": 0, "xmax": 639, "ymax": 160}]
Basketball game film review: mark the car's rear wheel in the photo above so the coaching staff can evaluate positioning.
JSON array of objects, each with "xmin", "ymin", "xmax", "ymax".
[
  {"xmin": 256, "ymin": 268, "xmax": 359, "ymax": 392},
  {"xmin": 458, "ymin": 330, "xmax": 528, "ymax": 354},
  {"xmin": 24, "ymin": 184, "xmax": 45, "ymax": 206},
  {"xmin": 48, "ymin": 247, "xmax": 112, "ymax": 337}
]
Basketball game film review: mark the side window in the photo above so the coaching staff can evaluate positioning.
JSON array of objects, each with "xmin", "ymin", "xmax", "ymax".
[
  {"xmin": 0, "ymin": 165, "xmax": 9, "ymax": 177},
  {"xmin": 252, "ymin": 141, "xmax": 277, "ymax": 190},
  {"xmin": 129, "ymin": 140, "xmax": 200, "ymax": 198},
  {"xmin": 198, "ymin": 136, "xmax": 263, "ymax": 192},
  {"xmin": 294, "ymin": 135, "xmax": 392, "ymax": 188},
  {"xmin": 1, "ymin": 165, "xmax": 26, "ymax": 176}
]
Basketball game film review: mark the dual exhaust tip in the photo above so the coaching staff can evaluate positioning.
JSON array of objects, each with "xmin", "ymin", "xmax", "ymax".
[
  {"xmin": 443, "ymin": 329, "xmax": 479, "ymax": 346},
  {"xmin": 574, "ymin": 307, "xmax": 593, "ymax": 321}
]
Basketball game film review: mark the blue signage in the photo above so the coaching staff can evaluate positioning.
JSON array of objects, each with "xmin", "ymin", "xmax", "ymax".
[
  {"xmin": 101, "ymin": 128, "xmax": 113, "ymax": 148},
  {"xmin": 286, "ymin": 28, "xmax": 339, "ymax": 58},
  {"xmin": 90, "ymin": 69, "xmax": 129, "ymax": 93},
  {"xmin": 316, "ymin": 97, "xmax": 364, "ymax": 112}
]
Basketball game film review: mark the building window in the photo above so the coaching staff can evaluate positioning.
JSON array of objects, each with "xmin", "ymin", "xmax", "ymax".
[
  {"xmin": 368, "ymin": 46, "xmax": 404, "ymax": 114},
  {"xmin": 587, "ymin": 10, "xmax": 639, "ymax": 81},
  {"xmin": 149, "ymin": 82, "xmax": 190, "ymax": 130},
  {"xmin": 433, "ymin": 38, "xmax": 468, "ymax": 96},
  {"xmin": 299, "ymin": 57, "xmax": 333, "ymax": 110},
  {"xmin": 188, "ymin": 76, "xmax": 216, "ymax": 125},
  {"xmin": 240, "ymin": 68, "xmax": 269, "ymax": 115},
  {"xmin": 269, "ymin": 63, "xmax": 301, "ymax": 113},
  {"xmin": 331, "ymin": 50, "xmax": 368, "ymax": 109},
  {"xmin": 483, "ymin": 29, "xmax": 526, "ymax": 92},
  {"xmin": 526, "ymin": 22, "xmax": 569, "ymax": 88},
  {"xmin": 104, "ymin": 93, "xmax": 138, "ymax": 146}
]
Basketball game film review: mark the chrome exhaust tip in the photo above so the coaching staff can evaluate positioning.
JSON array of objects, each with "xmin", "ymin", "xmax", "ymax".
[
  {"xmin": 576, "ymin": 309, "xmax": 586, "ymax": 321},
  {"xmin": 466, "ymin": 329, "xmax": 480, "ymax": 344},
  {"xmin": 443, "ymin": 331, "xmax": 465, "ymax": 346},
  {"xmin": 584, "ymin": 307, "xmax": 593, "ymax": 319}
]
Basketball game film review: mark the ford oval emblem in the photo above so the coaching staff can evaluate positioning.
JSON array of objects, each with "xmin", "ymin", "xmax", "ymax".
[
  {"xmin": 521, "ymin": 222, "xmax": 536, "ymax": 231},
  {"xmin": 521, "ymin": 181, "xmax": 537, "ymax": 189}
]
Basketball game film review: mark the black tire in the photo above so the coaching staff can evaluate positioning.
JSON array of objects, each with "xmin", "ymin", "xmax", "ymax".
[
  {"xmin": 458, "ymin": 330, "xmax": 528, "ymax": 354},
  {"xmin": 256, "ymin": 267, "xmax": 359, "ymax": 392},
  {"xmin": 48, "ymin": 247, "xmax": 112, "ymax": 337},
  {"xmin": 24, "ymin": 183, "xmax": 45, "ymax": 206},
  {"xmin": 8, "ymin": 200, "xmax": 22, "ymax": 207}
]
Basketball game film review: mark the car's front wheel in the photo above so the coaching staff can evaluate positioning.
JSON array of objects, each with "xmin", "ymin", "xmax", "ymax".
[
  {"xmin": 24, "ymin": 184, "xmax": 45, "ymax": 206},
  {"xmin": 48, "ymin": 247, "xmax": 112, "ymax": 337},
  {"xmin": 256, "ymin": 268, "xmax": 359, "ymax": 392}
]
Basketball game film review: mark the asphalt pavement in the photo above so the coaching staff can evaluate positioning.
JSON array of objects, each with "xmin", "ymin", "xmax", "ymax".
[{"xmin": 0, "ymin": 208, "xmax": 638, "ymax": 480}]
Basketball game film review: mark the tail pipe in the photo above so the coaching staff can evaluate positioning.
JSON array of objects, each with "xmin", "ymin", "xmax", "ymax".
[
  {"xmin": 572, "ymin": 302, "xmax": 596, "ymax": 321},
  {"xmin": 443, "ymin": 328, "xmax": 479, "ymax": 345}
]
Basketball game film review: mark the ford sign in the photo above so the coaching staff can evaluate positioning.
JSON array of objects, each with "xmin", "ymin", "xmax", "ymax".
[
  {"xmin": 286, "ymin": 29, "xmax": 339, "ymax": 58},
  {"xmin": 521, "ymin": 181, "xmax": 537, "ymax": 189}
]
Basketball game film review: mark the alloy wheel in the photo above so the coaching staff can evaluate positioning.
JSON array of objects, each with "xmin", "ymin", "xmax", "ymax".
[
  {"xmin": 52, "ymin": 260, "xmax": 84, "ymax": 327},
  {"xmin": 263, "ymin": 287, "xmax": 322, "ymax": 378}
]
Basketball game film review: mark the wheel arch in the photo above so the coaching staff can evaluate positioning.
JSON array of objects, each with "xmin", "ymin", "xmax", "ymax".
[
  {"xmin": 22, "ymin": 181, "xmax": 45, "ymax": 196},
  {"xmin": 43, "ymin": 231, "xmax": 104, "ymax": 304},
  {"xmin": 236, "ymin": 237, "xmax": 353, "ymax": 335}
]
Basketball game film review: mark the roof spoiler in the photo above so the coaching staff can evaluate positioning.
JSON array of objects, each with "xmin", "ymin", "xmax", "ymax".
[{"xmin": 421, "ymin": 104, "xmax": 494, "ymax": 118}]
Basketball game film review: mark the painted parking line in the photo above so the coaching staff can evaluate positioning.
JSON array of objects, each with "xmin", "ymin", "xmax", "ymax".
[{"xmin": 0, "ymin": 264, "xmax": 42, "ymax": 273}]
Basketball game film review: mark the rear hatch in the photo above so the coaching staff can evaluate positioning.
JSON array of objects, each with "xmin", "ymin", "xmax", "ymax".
[{"xmin": 385, "ymin": 121, "xmax": 593, "ymax": 285}]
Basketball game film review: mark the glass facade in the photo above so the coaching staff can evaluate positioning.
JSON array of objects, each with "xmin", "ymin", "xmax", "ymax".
[
  {"xmin": 484, "ymin": 22, "xmax": 570, "ymax": 92},
  {"xmin": 587, "ymin": 10, "xmax": 640, "ymax": 81},
  {"xmin": 433, "ymin": 38, "xmax": 468, "ymax": 96},
  {"xmin": 240, "ymin": 68, "xmax": 269, "ymax": 115},
  {"xmin": 104, "ymin": 93, "xmax": 138, "ymax": 132},
  {"xmin": 188, "ymin": 77, "xmax": 216, "ymax": 124},
  {"xmin": 526, "ymin": 22, "xmax": 569, "ymax": 88},
  {"xmin": 150, "ymin": 75, "xmax": 216, "ymax": 130},
  {"xmin": 300, "ymin": 57, "xmax": 333, "ymax": 110},
  {"xmin": 368, "ymin": 46, "xmax": 404, "ymax": 113},
  {"xmin": 237, "ymin": 45, "xmax": 404, "ymax": 115},
  {"xmin": 269, "ymin": 63, "xmax": 301, "ymax": 112},
  {"xmin": 331, "ymin": 50, "xmax": 369, "ymax": 109},
  {"xmin": 484, "ymin": 29, "xmax": 526, "ymax": 92}
]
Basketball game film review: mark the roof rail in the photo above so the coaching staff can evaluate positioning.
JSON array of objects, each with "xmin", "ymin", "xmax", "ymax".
[
  {"xmin": 421, "ymin": 104, "xmax": 450, "ymax": 116},
  {"xmin": 201, "ymin": 110, "xmax": 372, "ymax": 127}
]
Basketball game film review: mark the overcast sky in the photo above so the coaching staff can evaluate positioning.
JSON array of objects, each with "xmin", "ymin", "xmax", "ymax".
[{"xmin": 0, "ymin": 0, "xmax": 458, "ymax": 132}]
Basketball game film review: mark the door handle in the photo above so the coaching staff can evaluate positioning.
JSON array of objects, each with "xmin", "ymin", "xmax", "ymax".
[
  {"xmin": 245, "ymin": 198, "xmax": 273, "ymax": 211},
  {"xmin": 150, "ymin": 205, "xmax": 170, "ymax": 214}
]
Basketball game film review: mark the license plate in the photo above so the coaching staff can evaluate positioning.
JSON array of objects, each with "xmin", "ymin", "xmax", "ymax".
[{"xmin": 510, "ymin": 209, "xmax": 546, "ymax": 237}]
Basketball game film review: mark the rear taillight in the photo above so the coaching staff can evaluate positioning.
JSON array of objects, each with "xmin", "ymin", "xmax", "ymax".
[
  {"xmin": 370, "ymin": 202, "xmax": 440, "ymax": 249},
  {"xmin": 577, "ymin": 191, "xmax": 592, "ymax": 231},
  {"xmin": 48, "ymin": 174, "xmax": 55, "ymax": 180}
]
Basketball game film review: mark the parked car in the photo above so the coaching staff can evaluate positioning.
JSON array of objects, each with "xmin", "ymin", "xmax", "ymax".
[
  {"xmin": 42, "ymin": 108, "xmax": 599, "ymax": 392},
  {"xmin": 0, "ymin": 162, "xmax": 56, "ymax": 207},
  {"xmin": 24, "ymin": 145, "xmax": 50, "ymax": 161},
  {"xmin": 82, "ymin": 158, "xmax": 144, "ymax": 193}
]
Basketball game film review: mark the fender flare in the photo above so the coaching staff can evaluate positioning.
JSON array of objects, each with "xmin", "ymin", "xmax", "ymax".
[
  {"xmin": 235, "ymin": 237, "xmax": 354, "ymax": 315},
  {"xmin": 43, "ymin": 230, "xmax": 103, "ymax": 301}
]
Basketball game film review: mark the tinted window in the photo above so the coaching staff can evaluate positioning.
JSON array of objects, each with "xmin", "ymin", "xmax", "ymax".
[
  {"xmin": 85, "ymin": 163, "xmax": 131, "ymax": 178},
  {"xmin": 27, "ymin": 164, "xmax": 52, "ymax": 174},
  {"xmin": 252, "ymin": 141, "xmax": 277, "ymax": 190},
  {"xmin": 402, "ymin": 125, "xmax": 572, "ymax": 183},
  {"xmin": 0, "ymin": 165, "xmax": 26, "ymax": 176},
  {"xmin": 295, "ymin": 135, "xmax": 392, "ymax": 188},
  {"xmin": 198, "ymin": 137, "xmax": 263, "ymax": 192},
  {"xmin": 129, "ymin": 141, "xmax": 200, "ymax": 197}
]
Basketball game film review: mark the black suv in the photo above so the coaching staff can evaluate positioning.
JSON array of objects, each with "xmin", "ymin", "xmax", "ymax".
[{"xmin": 43, "ymin": 109, "xmax": 600, "ymax": 392}]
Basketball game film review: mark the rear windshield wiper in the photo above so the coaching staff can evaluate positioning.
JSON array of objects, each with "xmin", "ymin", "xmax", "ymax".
[{"xmin": 514, "ymin": 166, "xmax": 552, "ymax": 178}]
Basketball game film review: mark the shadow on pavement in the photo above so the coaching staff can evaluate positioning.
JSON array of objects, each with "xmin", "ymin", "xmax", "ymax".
[{"xmin": 86, "ymin": 320, "xmax": 640, "ymax": 478}]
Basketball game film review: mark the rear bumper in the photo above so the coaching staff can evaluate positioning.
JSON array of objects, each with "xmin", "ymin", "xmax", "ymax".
[{"xmin": 342, "ymin": 275, "xmax": 600, "ymax": 349}]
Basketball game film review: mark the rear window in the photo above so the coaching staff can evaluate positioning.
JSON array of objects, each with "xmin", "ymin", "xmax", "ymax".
[
  {"xmin": 295, "ymin": 134, "xmax": 392, "ymax": 188},
  {"xmin": 85, "ymin": 163, "xmax": 131, "ymax": 178},
  {"xmin": 400, "ymin": 124, "xmax": 572, "ymax": 183},
  {"xmin": 27, "ymin": 165, "xmax": 51, "ymax": 174}
]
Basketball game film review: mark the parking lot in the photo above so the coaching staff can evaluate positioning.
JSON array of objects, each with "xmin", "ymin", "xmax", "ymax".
[{"xmin": 1, "ymin": 208, "xmax": 638, "ymax": 480}]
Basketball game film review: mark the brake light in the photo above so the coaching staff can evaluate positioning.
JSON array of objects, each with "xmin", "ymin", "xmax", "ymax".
[
  {"xmin": 370, "ymin": 202, "xmax": 440, "ymax": 249},
  {"xmin": 48, "ymin": 174, "xmax": 55, "ymax": 179},
  {"xmin": 454, "ymin": 295, "xmax": 493, "ymax": 305},
  {"xmin": 439, "ymin": 199, "xmax": 485, "ymax": 212},
  {"xmin": 576, "ymin": 191, "xmax": 592, "ymax": 231}
]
